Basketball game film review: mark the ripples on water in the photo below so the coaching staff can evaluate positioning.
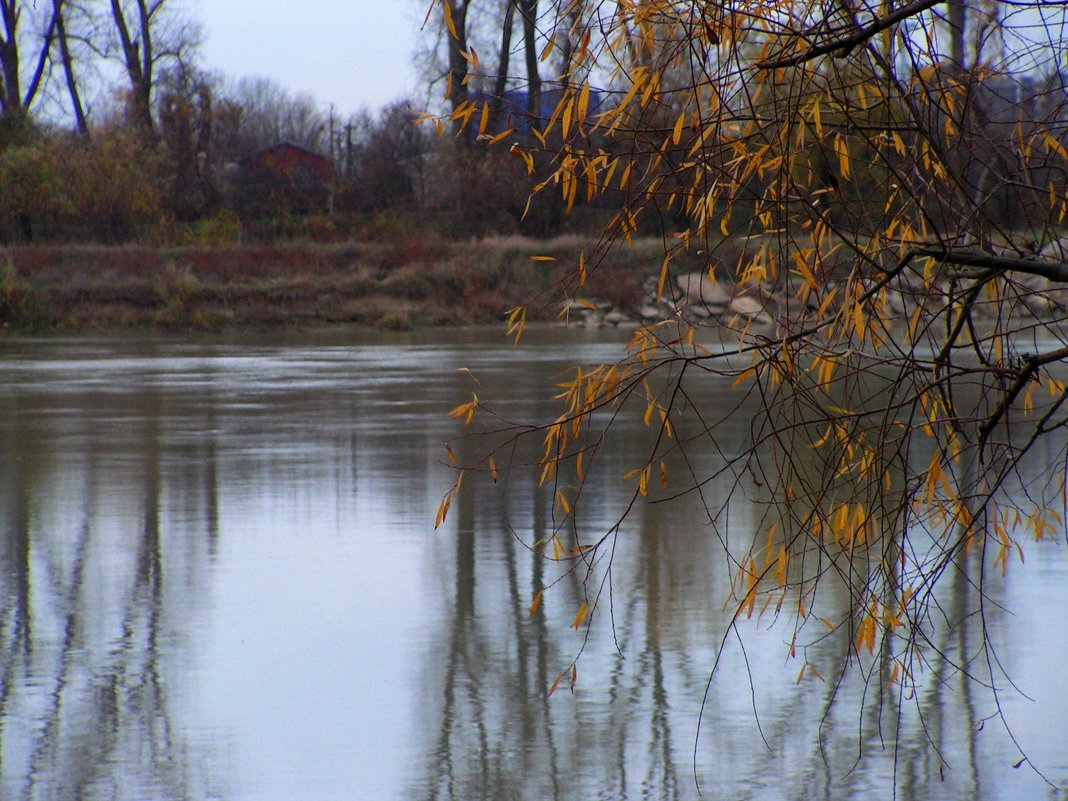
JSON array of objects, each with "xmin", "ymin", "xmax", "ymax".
[{"xmin": 0, "ymin": 330, "xmax": 1065, "ymax": 801}]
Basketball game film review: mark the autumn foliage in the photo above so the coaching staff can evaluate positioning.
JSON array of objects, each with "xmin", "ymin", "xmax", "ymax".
[{"xmin": 432, "ymin": 0, "xmax": 1068, "ymax": 779}]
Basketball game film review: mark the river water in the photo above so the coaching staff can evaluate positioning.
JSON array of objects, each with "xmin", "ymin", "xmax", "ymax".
[{"xmin": 0, "ymin": 329, "xmax": 1065, "ymax": 801}]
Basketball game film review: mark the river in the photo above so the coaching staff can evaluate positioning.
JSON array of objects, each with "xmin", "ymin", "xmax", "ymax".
[{"xmin": 0, "ymin": 329, "xmax": 1065, "ymax": 800}]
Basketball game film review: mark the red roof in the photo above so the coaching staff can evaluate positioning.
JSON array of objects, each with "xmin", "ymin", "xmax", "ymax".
[{"xmin": 244, "ymin": 142, "xmax": 336, "ymax": 185}]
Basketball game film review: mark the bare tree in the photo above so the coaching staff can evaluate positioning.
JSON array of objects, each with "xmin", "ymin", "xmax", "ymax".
[
  {"xmin": 489, "ymin": 0, "xmax": 516, "ymax": 125},
  {"xmin": 104, "ymin": 0, "xmax": 200, "ymax": 139},
  {"xmin": 518, "ymin": 0, "xmax": 539, "ymax": 117},
  {"xmin": 53, "ymin": 0, "xmax": 89, "ymax": 135},
  {"xmin": 0, "ymin": 0, "xmax": 58, "ymax": 128},
  {"xmin": 212, "ymin": 75, "xmax": 326, "ymax": 162}
]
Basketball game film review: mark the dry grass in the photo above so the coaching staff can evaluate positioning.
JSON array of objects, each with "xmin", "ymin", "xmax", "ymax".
[{"xmin": 0, "ymin": 236, "xmax": 679, "ymax": 331}]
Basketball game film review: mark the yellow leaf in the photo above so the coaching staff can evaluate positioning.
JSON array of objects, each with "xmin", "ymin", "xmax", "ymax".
[
  {"xmin": 540, "ymin": 36, "xmax": 555, "ymax": 62},
  {"xmin": 547, "ymin": 670, "xmax": 564, "ymax": 697},
  {"xmin": 891, "ymin": 131, "xmax": 905, "ymax": 157},
  {"xmin": 463, "ymin": 47, "xmax": 479, "ymax": 70},
  {"xmin": 672, "ymin": 111, "xmax": 685, "ymax": 145},
  {"xmin": 834, "ymin": 133, "xmax": 851, "ymax": 179},
  {"xmin": 1044, "ymin": 133, "xmax": 1068, "ymax": 161},
  {"xmin": 555, "ymin": 488, "xmax": 571, "ymax": 516},
  {"xmin": 441, "ymin": 0, "xmax": 458, "ymax": 40},
  {"xmin": 656, "ymin": 254, "xmax": 670, "ymax": 303},
  {"xmin": 531, "ymin": 255, "xmax": 558, "ymax": 262},
  {"xmin": 448, "ymin": 393, "xmax": 479, "ymax": 424},
  {"xmin": 529, "ymin": 589, "xmax": 543, "ymax": 617},
  {"xmin": 733, "ymin": 367, "xmax": 756, "ymax": 386},
  {"xmin": 486, "ymin": 127, "xmax": 513, "ymax": 145},
  {"xmin": 434, "ymin": 495, "xmax": 451, "ymax": 528},
  {"xmin": 510, "ymin": 142, "xmax": 534, "ymax": 173},
  {"xmin": 577, "ymin": 83, "xmax": 590, "ymax": 129},
  {"xmin": 488, "ymin": 456, "xmax": 498, "ymax": 483},
  {"xmin": 570, "ymin": 601, "xmax": 589, "ymax": 629},
  {"xmin": 810, "ymin": 97, "xmax": 823, "ymax": 138},
  {"xmin": 506, "ymin": 305, "xmax": 527, "ymax": 344},
  {"xmin": 791, "ymin": 249, "xmax": 818, "ymax": 292}
]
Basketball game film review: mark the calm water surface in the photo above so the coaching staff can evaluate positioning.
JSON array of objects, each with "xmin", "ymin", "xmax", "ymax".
[{"xmin": 0, "ymin": 329, "xmax": 1065, "ymax": 801}]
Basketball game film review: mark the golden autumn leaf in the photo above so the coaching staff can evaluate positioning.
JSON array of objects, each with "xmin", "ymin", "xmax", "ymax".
[
  {"xmin": 529, "ymin": 589, "xmax": 543, "ymax": 617},
  {"xmin": 570, "ymin": 602, "xmax": 589, "ymax": 629}
]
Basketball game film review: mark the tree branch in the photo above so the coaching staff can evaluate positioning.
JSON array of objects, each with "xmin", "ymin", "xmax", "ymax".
[
  {"xmin": 21, "ymin": 2, "xmax": 58, "ymax": 109},
  {"xmin": 756, "ymin": 0, "xmax": 941, "ymax": 69},
  {"xmin": 911, "ymin": 245, "xmax": 1068, "ymax": 284},
  {"xmin": 977, "ymin": 346, "xmax": 1068, "ymax": 459}
]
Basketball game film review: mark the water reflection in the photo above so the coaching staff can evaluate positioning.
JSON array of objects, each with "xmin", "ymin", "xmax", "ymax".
[
  {"xmin": 0, "ymin": 331, "xmax": 1064, "ymax": 801},
  {"xmin": 0, "ymin": 379, "xmax": 218, "ymax": 800}
]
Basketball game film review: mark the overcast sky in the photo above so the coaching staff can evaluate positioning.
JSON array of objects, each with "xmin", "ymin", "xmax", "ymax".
[{"xmin": 193, "ymin": 1, "xmax": 426, "ymax": 116}]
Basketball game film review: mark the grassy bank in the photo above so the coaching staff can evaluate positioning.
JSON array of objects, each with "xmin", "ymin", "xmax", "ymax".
[{"xmin": 0, "ymin": 236, "xmax": 698, "ymax": 332}]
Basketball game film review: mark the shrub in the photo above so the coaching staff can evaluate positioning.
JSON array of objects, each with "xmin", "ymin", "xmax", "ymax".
[
  {"xmin": 155, "ymin": 262, "xmax": 202, "ymax": 327},
  {"xmin": 0, "ymin": 144, "xmax": 70, "ymax": 241},
  {"xmin": 0, "ymin": 258, "xmax": 53, "ymax": 329}
]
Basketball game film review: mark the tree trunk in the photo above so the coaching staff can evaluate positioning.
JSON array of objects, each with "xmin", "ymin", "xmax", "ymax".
[
  {"xmin": 519, "ymin": 0, "xmax": 540, "ymax": 120},
  {"xmin": 109, "ymin": 0, "xmax": 156, "ymax": 138},
  {"xmin": 946, "ymin": 0, "xmax": 966, "ymax": 69},
  {"xmin": 54, "ymin": 0, "xmax": 88, "ymax": 136},
  {"xmin": 0, "ymin": 0, "xmax": 57, "ymax": 133},
  {"xmin": 558, "ymin": 0, "xmax": 583, "ymax": 90},
  {"xmin": 490, "ymin": 0, "xmax": 516, "ymax": 127},
  {"xmin": 444, "ymin": 0, "xmax": 469, "ymax": 117},
  {"xmin": 0, "ymin": 0, "xmax": 22, "ymax": 116}
]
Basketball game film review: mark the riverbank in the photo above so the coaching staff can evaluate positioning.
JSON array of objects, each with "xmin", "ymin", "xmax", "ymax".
[{"xmin": 0, "ymin": 237, "xmax": 694, "ymax": 333}]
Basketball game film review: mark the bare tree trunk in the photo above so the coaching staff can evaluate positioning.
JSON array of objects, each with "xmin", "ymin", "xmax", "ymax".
[
  {"xmin": 21, "ymin": 5, "xmax": 55, "ymax": 109},
  {"xmin": 0, "ymin": 0, "xmax": 55, "ymax": 122},
  {"xmin": 519, "ymin": 0, "xmax": 540, "ymax": 120},
  {"xmin": 558, "ymin": 0, "xmax": 584, "ymax": 90},
  {"xmin": 946, "ymin": 0, "xmax": 966, "ymax": 69},
  {"xmin": 0, "ymin": 0, "xmax": 23, "ymax": 116},
  {"xmin": 490, "ymin": 0, "xmax": 517, "ymax": 126},
  {"xmin": 444, "ymin": 0, "xmax": 470, "ymax": 117},
  {"xmin": 54, "ymin": 0, "xmax": 88, "ymax": 135},
  {"xmin": 109, "ymin": 0, "xmax": 157, "ymax": 138}
]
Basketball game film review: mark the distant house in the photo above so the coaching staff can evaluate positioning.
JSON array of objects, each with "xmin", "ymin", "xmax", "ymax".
[{"xmin": 229, "ymin": 141, "xmax": 336, "ymax": 218}]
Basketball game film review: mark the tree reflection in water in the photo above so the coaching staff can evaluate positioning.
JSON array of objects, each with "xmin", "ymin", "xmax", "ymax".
[
  {"xmin": 0, "ymin": 334, "xmax": 1062, "ymax": 800},
  {"xmin": 417, "ymin": 354, "xmax": 1068, "ymax": 801},
  {"xmin": 0, "ymin": 385, "xmax": 224, "ymax": 801}
]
